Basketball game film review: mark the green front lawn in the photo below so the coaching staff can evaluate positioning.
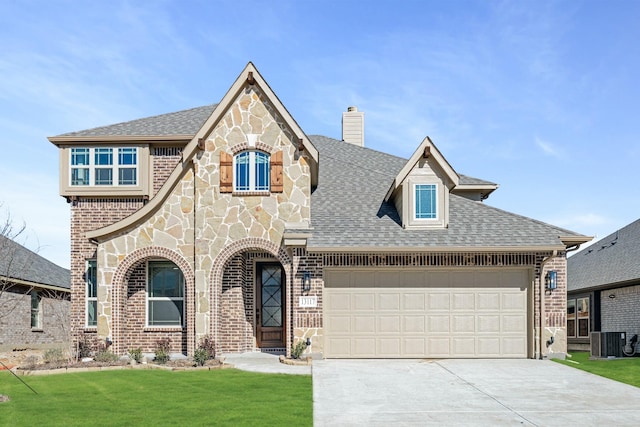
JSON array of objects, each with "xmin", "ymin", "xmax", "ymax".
[
  {"xmin": 555, "ymin": 352, "xmax": 640, "ymax": 388},
  {"xmin": 0, "ymin": 369, "xmax": 312, "ymax": 426}
]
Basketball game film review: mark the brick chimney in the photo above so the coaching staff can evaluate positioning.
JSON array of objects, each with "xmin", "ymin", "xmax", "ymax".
[{"xmin": 342, "ymin": 106, "xmax": 364, "ymax": 147}]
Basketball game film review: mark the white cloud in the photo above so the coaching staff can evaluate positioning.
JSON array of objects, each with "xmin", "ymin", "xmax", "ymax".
[{"xmin": 535, "ymin": 137, "xmax": 562, "ymax": 157}]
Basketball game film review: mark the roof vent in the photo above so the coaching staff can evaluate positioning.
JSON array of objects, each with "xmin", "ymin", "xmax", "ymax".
[{"xmin": 342, "ymin": 106, "xmax": 364, "ymax": 147}]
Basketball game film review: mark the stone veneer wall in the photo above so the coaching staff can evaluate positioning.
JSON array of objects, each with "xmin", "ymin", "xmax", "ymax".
[{"xmin": 0, "ymin": 285, "xmax": 70, "ymax": 350}]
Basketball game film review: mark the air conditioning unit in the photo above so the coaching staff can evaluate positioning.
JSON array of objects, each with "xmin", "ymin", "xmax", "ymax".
[{"xmin": 591, "ymin": 331, "xmax": 626, "ymax": 358}]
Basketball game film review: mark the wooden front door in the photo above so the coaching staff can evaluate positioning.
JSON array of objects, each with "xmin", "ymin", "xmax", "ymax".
[{"xmin": 256, "ymin": 263, "xmax": 285, "ymax": 348}]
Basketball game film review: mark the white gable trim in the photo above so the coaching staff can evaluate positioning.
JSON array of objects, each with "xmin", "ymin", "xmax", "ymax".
[{"xmin": 384, "ymin": 136, "xmax": 459, "ymax": 202}]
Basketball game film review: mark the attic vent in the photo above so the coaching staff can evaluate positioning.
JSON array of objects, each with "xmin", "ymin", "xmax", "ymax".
[{"xmin": 342, "ymin": 106, "xmax": 364, "ymax": 147}]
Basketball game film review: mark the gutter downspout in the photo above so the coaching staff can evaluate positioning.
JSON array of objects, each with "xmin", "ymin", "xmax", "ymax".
[{"xmin": 538, "ymin": 250, "xmax": 557, "ymax": 360}]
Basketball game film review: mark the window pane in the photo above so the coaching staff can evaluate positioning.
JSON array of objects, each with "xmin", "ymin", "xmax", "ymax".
[
  {"xmin": 254, "ymin": 152, "xmax": 270, "ymax": 191},
  {"xmin": 567, "ymin": 319, "xmax": 576, "ymax": 338},
  {"xmin": 71, "ymin": 148, "xmax": 90, "ymax": 165},
  {"xmin": 31, "ymin": 292, "xmax": 40, "ymax": 328},
  {"xmin": 578, "ymin": 298, "xmax": 589, "ymax": 317},
  {"xmin": 235, "ymin": 152, "xmax": 250, "ymax": 191},
  {"xmin": 87, "ymin": 300, "xmax": 97, "ymax": 327},
  {"xmin": 119, "ymin": 167, "xmax": 137, "ymax": 185},
  {"xmin": 71, "ymin": 168, "xmax": 90, "ymax": 185},
  {"xmin": 86, "ymin": 260, "xmax": 97, "ymax": 298},
  {"xmin": 415, "ymin": 184, "xmax": 437, "ymax": 219},
  {"xmin": 148, "ymin": 300, "xmax": 183, "ymax": 326},
  {"xmin": 95, "ymin": 168, "xmax": 113, "ymax": 185},
  {"xmin": 149, "ymin": 262, "xmax": 184, "ymax": 297},
  {"xmin": 567, "ymin": 299, "xmax": 576, "ymax": 317},
  {"xmin": 578, "ymin": 319, "xmax": 589, "ymax": 337},
  {"xmin": 95, "ymin": 148, "xmax": 113, "ymax": 165},
  {"xmin": 118, "ymin": 148, "xmax": 137, "ymax": 165}
]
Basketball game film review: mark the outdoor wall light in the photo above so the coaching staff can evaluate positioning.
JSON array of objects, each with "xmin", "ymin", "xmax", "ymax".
[
  {"xmin": 609, "ymin": 293, "xmax": 616, "ymax": 299},
  {"xmin": 545, "ymin": 271, "xmax": 557, "ymax": 291},
  {"xmin": 302, "ymin": 272, "xmax": 311, "ymax": 292}
]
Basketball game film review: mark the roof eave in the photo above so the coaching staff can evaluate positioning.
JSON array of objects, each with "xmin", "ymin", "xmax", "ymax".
[
  {"xmin": 306, "ymin": 245, "xmax": 564, "ymax": 253},
  {"xmin": 48, "ymin": 135, "xmax": 193, "ymax": 146}
]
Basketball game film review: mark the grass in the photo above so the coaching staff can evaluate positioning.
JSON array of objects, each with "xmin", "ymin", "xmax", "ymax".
[
  {"xmin": 0, "ymin": 369, "xmax": 312, "ymax": 426},
  {"xmin": 554, "ymin": 352, "xmax": 640, "ymax": 388}
]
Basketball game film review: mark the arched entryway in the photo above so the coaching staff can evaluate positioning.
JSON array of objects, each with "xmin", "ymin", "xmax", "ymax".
[{"xmin": 210, "ymin": 238, "xmax": 292, "ymax": 354}]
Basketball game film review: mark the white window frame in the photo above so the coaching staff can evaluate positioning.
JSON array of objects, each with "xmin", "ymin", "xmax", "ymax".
[
  {"xmin": 31, "ymin": 290, "xmax": 42, "ymax": 330},
  {"xmin": 146, "ymin": 261, "xmax": 185, "ymax": 328},
  {"xmin": 413, "ymin": 183, "xmax": 438, "ymax": 220},
  {"xmin": 86, "ymin": 260, "xmax": 97, "ymax": 328},
  {"xmin": 70, "ymin": 147, "xmax": 139, "ymax": 187},
  {"xmin": 232, "ymin": 151, "xmax": 270, "ymax": 192}
]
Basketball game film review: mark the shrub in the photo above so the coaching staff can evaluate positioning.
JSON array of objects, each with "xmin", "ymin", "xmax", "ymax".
[
  {"xmin": 198, "ymin": 335, "xmax": 216, "ymax": 359},
  {"xmin": 291, "ymin": 340, "xmax": 307, "ymax": 359},
  {"xmin": 22, "ymin": 355, "xmax": 40, "ymax": 369},
  {"xmin": 128, "ymin": 347, "xmax": 143, "ymax": 363},
  {"xmin": 43, "ymin": 348, "xmax": 65, "ymax": 364},
  {"xmin": 95, "ymin": 351, "xmax": 119, "ymax": 363},
  {"xmin": 75, "ymin": 332, "xmax": 98, "ymax": 359},
  {"xmin": 154, "ymin": 338, "xmax": 172, "ymax": 364},
  {"xmin": 193, "ymin": 348, "xmax": 209, "ymax": 366}
]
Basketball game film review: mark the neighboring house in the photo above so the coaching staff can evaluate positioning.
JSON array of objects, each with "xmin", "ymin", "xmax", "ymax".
[
  {"xmin": 0, "ymin": 234, "xmax": 70, "ymax": 351},
  {"xmin": 49, "ymin": 62, "xmax": 590, "ymax": 359},
  {"xmin": 568, "ymin": 218, "xmax": 640, "ymax": 352}
]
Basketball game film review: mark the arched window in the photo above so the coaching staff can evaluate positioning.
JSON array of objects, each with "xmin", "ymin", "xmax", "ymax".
[
  {"xmin": 147, "ymin": 261, "xmax": 184, "ymax": 327},
  {"xmin": 234, "ymin": 151, "xmax": 270, "ymax": 192}
]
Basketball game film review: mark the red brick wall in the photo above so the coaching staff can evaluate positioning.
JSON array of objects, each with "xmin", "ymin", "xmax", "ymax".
[{"xmin": 151, "ymin": 147, "xmax": 182, "ymax": 195}]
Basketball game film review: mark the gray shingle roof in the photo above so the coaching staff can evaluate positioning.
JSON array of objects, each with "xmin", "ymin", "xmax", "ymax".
[
  {"xmin": 58, "ymin": 104, "xmax": 217, "ymax": 137},
  {"xmin": 568, "ymin": 218, "xmax": 640, "ymax": 292},
  {"xmin": 0, "ymin": 235, "xmax": 70, "ymax": 289},
  {"xmin": 308, "ymin": 135, "xmax": 582, "ymax": 250}
]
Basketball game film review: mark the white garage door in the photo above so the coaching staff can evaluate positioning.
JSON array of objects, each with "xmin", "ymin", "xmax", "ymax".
[{"xmin": 324, "ymin": 269, "xmax": 530, "ymax": 358}]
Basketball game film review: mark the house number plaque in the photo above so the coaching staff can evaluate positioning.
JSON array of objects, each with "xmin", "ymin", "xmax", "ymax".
[{"xmin": 299, "ymin": 296, "xmax": 318, "ymax": 308}]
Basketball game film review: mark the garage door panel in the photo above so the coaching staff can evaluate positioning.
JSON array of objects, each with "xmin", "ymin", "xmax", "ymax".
[
  {"xmin": 378, "ymin": 293, "xmax": 400, "ymax": 310},
  {"xmin": 379, "ymin": 316, "xmax": 401, "ymax": 333},
  {"xmin": 404, "ymin": 316, "xmax": 426, "ymax": 333},
  {"xmin": 353, "ymin": 293, "xmax": 375, "ymax": 310},
  {"xmin": 502, "ymin": 315, "xmax": 526, "ymax": 333},
  {"xmin": 452, "ymin": 315, "xmax": 475, "ymax": 333},
  {"xmin": 324, "ymin": 269, "xmax": 529, "ymax": 358},
  {"xmin": 428, "ymin": 337, "xmax": 451, "ymax": 357},
  {"xmin": 478, "ymin": 315, "xmax": 500, "ymax": 333},
  {"xmin": 404, "ymin": 293, "xmax": 426, "ymax": 310},
  {"xmin": 452, "ymin": 293, "xmax": 475, "ymax": 310},
  {"xmin": 354, "ymin": 316, "xmax": 376, "ymax": 333},
  {"xmin": 452, "ymin": 337, "xmax": 476, "ymax": 356},
  {"xmin": 403, "ymin": 338, "xmax": 426, "ymax": 355},
  {"xmin": 428, "ymin": 315, "xmax": 450, "ymax": 333},
  {"xmin": 477, "ymin": 292, "xmax": 501, "ymax": 310},
  {"xmin": 428, "ymin": 293, "xmax": 450, "ymax": 310}
]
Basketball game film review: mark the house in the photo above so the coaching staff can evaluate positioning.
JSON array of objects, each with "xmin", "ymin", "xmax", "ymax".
[
  {"xmin": 567, "ymin": 218, "xmax": 640, "ymax": 353},
  {"xmin": 0, "ymin": 234, "xmax": 70, "ymax": 352},
  {"xmin": 49, "ymin": 62, "xmax": 590, "ymax": 359}
]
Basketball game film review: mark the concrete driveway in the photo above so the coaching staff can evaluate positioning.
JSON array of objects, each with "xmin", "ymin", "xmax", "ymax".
[{"xmin": 313, "ymin": 358, "xmax": 640, "ymax": 426}]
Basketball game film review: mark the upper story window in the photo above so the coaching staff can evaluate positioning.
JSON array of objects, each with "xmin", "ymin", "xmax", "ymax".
[
  {"xmin": 414, "ymin": 184, "xmax": 437, "ymax": 219},
  {"xmin": 233, "ymin": 151, "xmax": 270, "ymax": 192},
  {"xmin": 70, "ymin": 147, "xmax": 138, "ymax": 187},
  {"xmin": 31, "ymin": 290, "xmax": 42, "ymax": 329}
]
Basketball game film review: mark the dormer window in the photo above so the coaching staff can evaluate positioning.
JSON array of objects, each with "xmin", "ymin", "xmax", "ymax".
[
  {"xmin": 415, "ymin": 184, "xmax": 437, "ymax": 219},
  {"xmin": 234, "ymin": 151, "xmax": 270, "ymax": 192}
]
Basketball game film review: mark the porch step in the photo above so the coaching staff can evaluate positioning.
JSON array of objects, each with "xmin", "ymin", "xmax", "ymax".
[{"xmin": 260, "ymin": 348, "xmax": 286, "ymax": 355}]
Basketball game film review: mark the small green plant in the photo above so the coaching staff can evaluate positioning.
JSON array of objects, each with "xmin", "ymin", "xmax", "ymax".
[
  {"xmin": 95, "ymin": 351, "xmax": 119, "ymax": 363},
  {"xmin": 193, "ymin": 348, "xmax": 209, "ymax": 366},
  {"xmin": 199, "ymin": 335, "xmax": 216, "ymax": 359},
  {"xmin": 154, "ymin": 338, "xmax": 172, "ymax": 364},
  {"xmin": 128, "ymin": 347, "xmax": 143, "ymax": 363},
  {"xmin": 291, "ymin": 340, "xmax": 307, "ymax": 359},
  {"xmin": 43, "ymin": 348, "xmax": 65, "ymax": 364}
]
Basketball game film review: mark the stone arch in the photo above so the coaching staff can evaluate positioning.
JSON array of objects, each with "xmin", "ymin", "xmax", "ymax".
[
  {"xmin": 111, "ymin": 246, "xmax": 195, "ymax": 355},
  {"xmin": 209, "ymin": 238, "xmax": 292, "ymax": 353}
]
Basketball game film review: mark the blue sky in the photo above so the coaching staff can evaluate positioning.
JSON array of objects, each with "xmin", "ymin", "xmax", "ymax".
[{"xmin": 1, "ymin": 0, "xmax": 639, "ymax": 269}]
